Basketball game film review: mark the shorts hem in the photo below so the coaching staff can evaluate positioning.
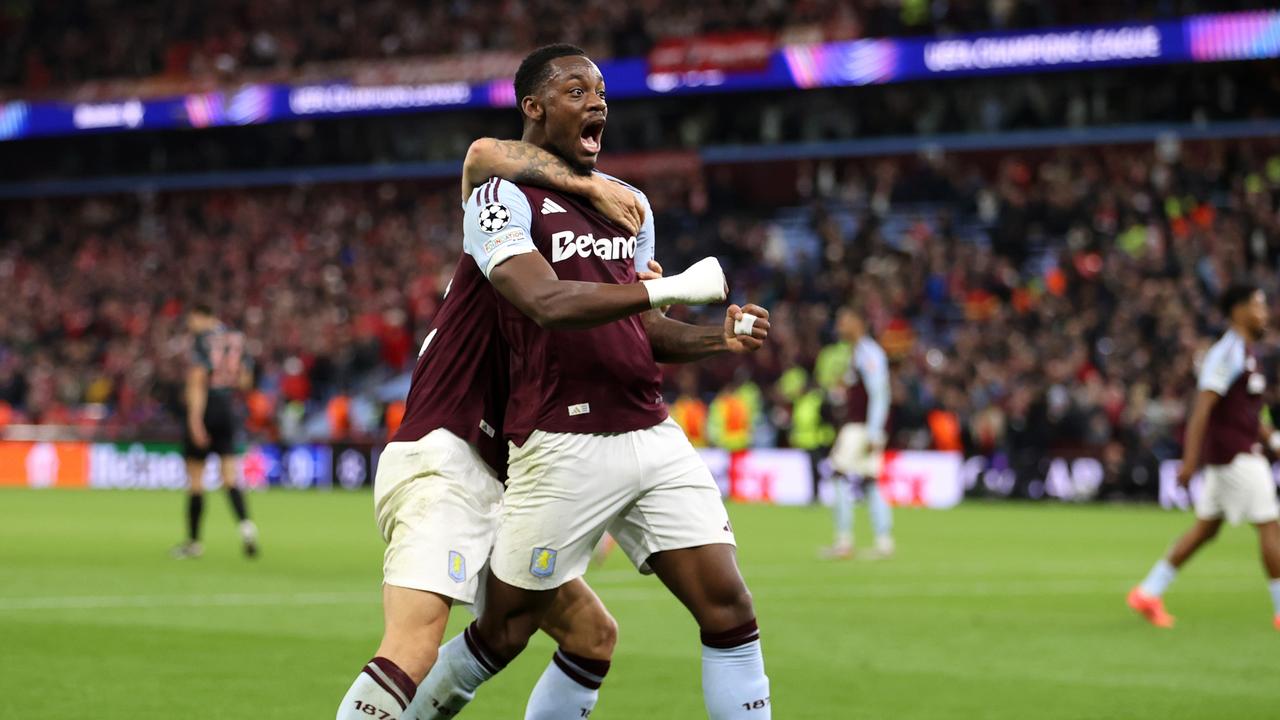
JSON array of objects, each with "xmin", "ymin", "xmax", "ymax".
[
  {"xmin": 382, "ymin": 577, "xmax": 477, "ymax": 604},
  {"xmin": 488, "ymin": 564, "xmax": 582, "ymax": 592},
  {"xmin": 1246, "ymin": 510, "xmax": 1280, "ymax": 525},
  {"xmin": 626, "ymin": 538, "xmax": 737, "ymax": 575}
]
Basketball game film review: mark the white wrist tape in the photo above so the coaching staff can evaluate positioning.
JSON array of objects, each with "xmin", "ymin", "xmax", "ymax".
[
  {"xmin": 642, "ymin": 256, "xmax": 727, "ymax": 308},
  {"xmin": 733, "ymin": 313, "xmax": 758, "ymax": 336}
]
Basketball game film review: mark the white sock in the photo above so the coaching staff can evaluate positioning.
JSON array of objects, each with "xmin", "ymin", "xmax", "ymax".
[
  {"xmin": 833, "ymin": 477, "xmax": 853, "ymax": 547},
  {"xmin": 1139, "ymin": 559, "xmax": 1178, "ymax": 598},
  {"xmin": 337, "ymin": 657, "xmax": 417, "ymax": 720},
  {"xmin": 701, "ymin": 622, "xmax": 771, "ymax": 719},
  {"xmin": 1268, "ymin": 578, "xmax": 1280, "ymax": 616},
  {"xmin": 524, "ymin": 649, "xmax": 610, "ymax": 719},
  {"xmin": 239, "ymin": 519, "xmax": 258, "ymax": 541},
  {"xmin": 406, "ymin": 623, "xmax": 503, "ymax": 719},
  {"xmin": 865, "ymin": 482, "xmax": 893, "ymax": 540}
]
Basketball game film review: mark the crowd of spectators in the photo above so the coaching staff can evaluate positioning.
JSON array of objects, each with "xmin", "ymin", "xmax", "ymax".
[
  {"xmin": 4, "ymin": 138, "xmax": 1280, "ymax": 466},
  {"xmin": 656, "ymin": 139, "xmax": 1280, "ymax": 465},
  {"xmin": 2, "ymin": 0, "xmax": 1269, "ymax": 94},
  {"xmin": 0, "ymin": 181, "xmax": 458, "ymax": 438}
]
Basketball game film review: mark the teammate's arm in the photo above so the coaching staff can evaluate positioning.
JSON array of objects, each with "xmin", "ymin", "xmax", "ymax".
[
  {"xmin": 186, "ymin": 365, "xmax": 210, "ymax": 450},
  {"xmin": 1178, "ymin": 390, "xmax": 1220, "ymax": 486},
  {"xmin": 462, "ymin": 138, "xmax": 644, "ymax": 235},
  {"xmin": 641, "ymin": 304, "xmax": 770, "ymax": 363}
]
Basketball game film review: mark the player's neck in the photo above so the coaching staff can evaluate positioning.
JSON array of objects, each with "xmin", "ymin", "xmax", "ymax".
[
  {"xmin": 1230, "ymin": 323, "xmax": 1258, "ymax": 343},
  {"xmin": 520, "ymin": 128, "xmax": 558, "ymax": 162},
  {"xmin": 521, "ymin": 127, "xmax": 591, "ymax": 176}
]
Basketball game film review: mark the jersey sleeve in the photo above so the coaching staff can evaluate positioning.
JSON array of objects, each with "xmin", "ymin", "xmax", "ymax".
[
  {"xmin": 859, "ymin": 342, "xmax": 891, "ymax": 440},
  {"xmin": 1198, "ymin": 338, "xmax": 1243, "ymax": 395},
  {"xmin": 633, "ymin": 190, "xmax": 655, "ymax": 272},
  {"xmin": 463, "ymin": 179, "xmax": 537, "ymax": 279}
]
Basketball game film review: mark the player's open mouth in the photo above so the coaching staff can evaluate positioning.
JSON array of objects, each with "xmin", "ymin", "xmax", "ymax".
[{"xmin": 580, "ymin": 119, "xmax": 604, "ymax": 154}]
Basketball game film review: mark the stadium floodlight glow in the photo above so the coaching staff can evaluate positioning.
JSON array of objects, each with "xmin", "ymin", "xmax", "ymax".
[
  {"xmin": 1188, "ymin": 10, "xmax": 1280, "ymax": 61},
  {"xmin": 0, "ymin": 101, "xmax": 29, "ymax": 140}
]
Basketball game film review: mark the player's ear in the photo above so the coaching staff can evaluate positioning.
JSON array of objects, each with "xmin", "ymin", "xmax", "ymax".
[{"xmin": 521, "ymin": 95, "xmax": 543, "ymax": 122}]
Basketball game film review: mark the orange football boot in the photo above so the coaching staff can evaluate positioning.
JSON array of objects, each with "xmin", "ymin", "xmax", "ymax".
[{"xmin": 1127, "ymin": 586, "xmax": 1175, "ymax": 628}]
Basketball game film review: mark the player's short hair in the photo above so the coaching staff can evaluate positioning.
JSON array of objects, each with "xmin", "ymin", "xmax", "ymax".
[
  {"xmin": 514, "ymin": 43, "xmax": 588, "ymax": 113},
  {"xmin": 1219, "ymin": 283, "xmax": 1260, "ymax": 317},
  {"xmin": 191, "ymin": 302, "xmax": 214, "ymax": 317}
]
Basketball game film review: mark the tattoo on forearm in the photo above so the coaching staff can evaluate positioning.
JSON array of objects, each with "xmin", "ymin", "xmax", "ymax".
[{"xmin": 496, "ymin": 140, "xmax": 590, "ymax": 188}]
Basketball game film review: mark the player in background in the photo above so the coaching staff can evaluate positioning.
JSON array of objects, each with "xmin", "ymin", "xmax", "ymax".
[
  {"xmin": 1128, "ymin": 284, "xmax": 1280, "ymax": 630},
  {"xmin": 415, "ymin": 45, "xmax": 773, "ymax": 720},
  {"xmin": 173, "ymin": 304, "xmax": 258, "ymax": 559},
  {"xmin": 335, "ymin": 135, "xmax": 729, "ymax": 719},
  {"xmin": 824, "ymin": 306, "xmax": 894, "ymax": 559}
]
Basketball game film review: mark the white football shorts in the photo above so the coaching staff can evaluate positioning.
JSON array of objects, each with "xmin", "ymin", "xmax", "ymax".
[
  {"xmin": 490, "ymin": 417, "xmax": 736, "ymax": 591},
  {"xmin": 374, "ymin": 428, "xmax": 504, "ymax": 604},
  {"xmin": 1196, "ymin": 452, "xmax": 1280, "ymax": 525},
  {"xmin": 829, "ymin": 423, "xmax": 883, "ymax": 478}
]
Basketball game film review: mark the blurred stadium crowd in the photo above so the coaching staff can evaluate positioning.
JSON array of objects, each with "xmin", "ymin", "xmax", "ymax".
[
  {"xmin": 4, "ymin": 0, "xmax": 1261, "ymax": 94},
  {"xmin": 4, "ymin": 0, "xmax": 1280, "ymax": 497},
  {"xmin": 4, "ymin": 138, "xmax": 1280, "ymax": 467}
]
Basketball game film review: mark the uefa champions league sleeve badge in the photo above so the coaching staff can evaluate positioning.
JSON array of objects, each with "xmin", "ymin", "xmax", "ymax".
[{"xmin": 478, "ymin": 202, "xmax": 511, "ymax": 233}]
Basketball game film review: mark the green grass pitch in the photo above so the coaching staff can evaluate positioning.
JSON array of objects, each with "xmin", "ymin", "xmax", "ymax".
[{"xmin": 2, "ymin": 489, "xmax": 1277, "ymax": 719}]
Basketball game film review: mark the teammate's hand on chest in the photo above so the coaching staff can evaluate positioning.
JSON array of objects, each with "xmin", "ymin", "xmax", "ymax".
[{"xmin": 588, "ymin": 176, "xmax": 645, "ymax": 236}]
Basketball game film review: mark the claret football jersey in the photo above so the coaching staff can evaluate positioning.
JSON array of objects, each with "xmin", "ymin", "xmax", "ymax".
[
  {"xmin": 463, "ymin": 175, "xmax": 669, "ymax": 446},
  {"xmin": 1197, "ymin": 329, "xmax": 1266, "ymax": 465},
  {"xmin": 391, "ymin": 244, "xmax": 509, "ymax": 476}
]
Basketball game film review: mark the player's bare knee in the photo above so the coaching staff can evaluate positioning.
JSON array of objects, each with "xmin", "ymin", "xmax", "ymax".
[
  {"xmin": 576, "ymin": 607, "xmax": 618, "ymax": 659},
  {"xmin": 478, "ymin": 613, "xmax": 536, "ymax": 662},
  {"xmin": 596, "ymin": 609, "xmax": 619, "ymax": 656},
  {"xmin": 709, "ymin": 571, "xmax": 753, "ymax": 610},
  {"xmin": 695, "ymin": 582, "xmax": 755, "ymax": 631},
  {"xmin": 221, "ymin": 462, "xmax": 239, "ymax": 487},
  {"xmin": 375, "ymin": 634, "xmax": 439, "ymax": 683},
  {"xmin": 723, "ymin": 585, "xmax": 756, "ymax": 623},
  {"xmin": 493, "ymin": 628, "xmax": 532, "ymax": 662}
]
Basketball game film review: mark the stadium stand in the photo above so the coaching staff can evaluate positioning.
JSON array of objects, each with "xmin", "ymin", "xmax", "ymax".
[
  {"xmin": 4, "ymin": 139, "xmax": 1279, "ymax": 472},
  {"xmin": 3, "ymin": 1, "xmax": 1272, "ymax": 93}
]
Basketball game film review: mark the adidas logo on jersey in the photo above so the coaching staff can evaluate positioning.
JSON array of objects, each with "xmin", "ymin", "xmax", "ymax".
[
  {"xmin": 551, "ymin": 230, "xmax": 637, "ymax": 263},
  {"xmin": 541, "ymin": 198, "xmax": 567, "ymax": 215}
]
